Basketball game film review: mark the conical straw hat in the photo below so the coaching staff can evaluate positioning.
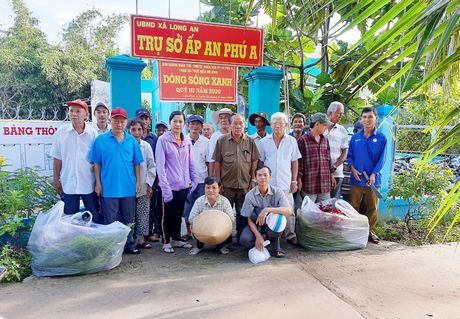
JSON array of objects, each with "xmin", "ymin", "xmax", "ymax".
[{"xmin": 193, "ymin": 210, "xmax": 232, "ymax": 245}]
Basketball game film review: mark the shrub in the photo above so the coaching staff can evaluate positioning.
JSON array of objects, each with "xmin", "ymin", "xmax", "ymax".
[{"xmin": 0, "ymin": 156, "xmax": 57, "ymax": 282}]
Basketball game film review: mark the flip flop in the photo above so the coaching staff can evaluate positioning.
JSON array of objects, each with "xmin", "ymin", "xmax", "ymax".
[
  {"xmin": 219, "ymin": 247, "xmax": 230, "ymax": 255},
  {"xmin": 172, "ymin": 241, "xmax": 193, "ymax": 249},
  {"xmin": 146, "ymin": 235, "xmax": 160, "ymax": 243},
  {"xmin": 163, "ymin": 244, "xmax": 175, "ymax": 253},
  {"xmin": 137, "ymin": 242, "xmax": 152, "ymax": 249}
]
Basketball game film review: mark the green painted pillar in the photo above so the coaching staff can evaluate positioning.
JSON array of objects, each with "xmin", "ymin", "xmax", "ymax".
[
  {"xmin": 244, "ymin": 66, "xmax": 283, "ymax": 135},
  {"xmin": 106, "ymin": 55, "xmax": 146, "ymax": 118}
]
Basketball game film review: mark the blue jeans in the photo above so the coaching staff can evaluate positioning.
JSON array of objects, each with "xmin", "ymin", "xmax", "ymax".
[
  {"xmin": 62, "ymin": 192, "xmax": 100, "ymax": 223},
  {"xmin": 183, "ymin": 183, "xmax": 205, "ymax": 223},
  {"xmin": 240, "ymin": 207, "xmax": 283, "ymax": 252},
  {"xmin": 100, "ymin": 196, "xmax": 136, "ymax": 251}
]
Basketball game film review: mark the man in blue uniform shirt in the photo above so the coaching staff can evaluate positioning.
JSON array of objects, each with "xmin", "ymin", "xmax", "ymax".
[
  {"xmin": 91, "ymin": 107, "xmax": 144, "ymax": 254},
  {"xmin": 347, "ymin": 107, "xmax": 386, "ymax": 244}
]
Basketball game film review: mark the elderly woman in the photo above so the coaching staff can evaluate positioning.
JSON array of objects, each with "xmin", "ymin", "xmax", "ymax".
[
  {"xmin": 127, "ymin": 118, "xmax": 156, "ymax": 249},
  {"xmin": 155, "ymin": 111, "xmax": 198, "ymax": 253}
]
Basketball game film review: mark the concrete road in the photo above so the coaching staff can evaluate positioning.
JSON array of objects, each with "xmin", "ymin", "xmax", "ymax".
[{"xmin": 1, "ymin": 241, "xmax": 459, "ymax": 319}]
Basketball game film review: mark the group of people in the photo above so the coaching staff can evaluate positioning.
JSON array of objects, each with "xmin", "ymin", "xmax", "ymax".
[{"xmin": 51, "ymin": 99, "xmax": 386, "ymax": 257}]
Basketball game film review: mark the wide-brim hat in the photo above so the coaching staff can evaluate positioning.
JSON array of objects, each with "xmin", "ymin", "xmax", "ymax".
[
  {"xmin": 212, "ymin": 108, "xmax": 234, "ymax": 125},
  {"xmin": 192, "ymin": 210, "xmax": 232, "ymax": 245},
  {"xmin": 249, "ymin": 112, "xmax": 270, "ymax": 126}
]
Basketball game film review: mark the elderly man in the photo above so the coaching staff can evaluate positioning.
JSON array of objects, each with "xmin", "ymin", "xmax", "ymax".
[
  {"xmin": 93, "ymin": 102, "xmax": 111, "ymax": 135},
  {"xmin": 249, "ymin": 112, "xmax": 270, "ymax": 152},
  {"xmin": 258, "ymin": 112, "xmax": 301, "ymax": 245},
  {"xmin": 90, "ymin": 107, "xmax": 144, "ymax": 254},
  {"xmin": 208, "ymin": 108, "xmax": 233, "ymax": 176},
  {"xmin": 348, "ymin": 107, "xmax": 387, "ymax": 244},
  {"xmin": 183, "ymin": 114, "xmax": 210, "ymax": 241},
  {"xmin": 289, "ymin": 113, "xmax": 307, "ymax": 141},
  {"xmin": 297, "ymin": 113, "xmax": 336, "ymax": 203},
  {"xmin": 202, "ymin": 122, "xmax": 215, "ymax": 139},
  {"xmin": 188, "ymin": 176, "xmax": 234, "ymax": 255},
  {"xmin": 51, "ymin": 99, "xmax": 98, "ymax": 218},
  {"xmin": 325, "ymin": 102, "xmax": 349, "ymax": 198},
  {"xmin": 213, "ymin": 114, "xmax": 259, "ymax": 241},
  {"xmin": 240, "ymin": 165, "xmax": 292, "ymax": 258}
]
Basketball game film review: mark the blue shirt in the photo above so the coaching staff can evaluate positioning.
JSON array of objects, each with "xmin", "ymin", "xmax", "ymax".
[
  {"xmin": 347, "ymin": 129, "xmax": 387, "ymax": 187},
  {"xmin": 90, "ymin": 130, "xmax": 144, "ymax": 198},
  {"xmin": 143, "ymin": 132, "xmax": 158, "ymax": 154}
]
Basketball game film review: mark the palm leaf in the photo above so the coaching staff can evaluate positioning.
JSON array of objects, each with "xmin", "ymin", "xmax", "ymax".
[{"xmin": 427, "ymin": 180, "xmax": 460, "ymax": 234}]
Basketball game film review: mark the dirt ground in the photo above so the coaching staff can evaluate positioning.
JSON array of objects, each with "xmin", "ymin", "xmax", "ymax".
[{"xmin": 1, "ymin": 241, "xmax": 459, "ymax": 319}]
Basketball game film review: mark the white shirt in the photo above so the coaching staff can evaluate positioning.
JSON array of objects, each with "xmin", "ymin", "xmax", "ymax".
[
  {"xmin": 250, "ymin": 132, "xmax": 271, "ymax": 153},
  {"xmin": 50, "ymin": 123, "xmax": 98, "ymax": 194},
  {"xmin": 138, "ymin": 139, "xmax": 156, "ymax": 197},
  {"xmin": 188, "ymin": 134, "xmax": 210, "ymax": 183},
  {"xmin": 325, "ymin": 124, "xmax": 349, "ymax": 178},
  {"xmin": 258, "ymin": 134, "xmax": 301, "ymax": 191},
  {"xmin": 96, "ymin": 123, "xmax": 111, "ymax": 135},
  {"xmin": 207, "ymin": 131, "xmax": 223, "ymax": 163}
]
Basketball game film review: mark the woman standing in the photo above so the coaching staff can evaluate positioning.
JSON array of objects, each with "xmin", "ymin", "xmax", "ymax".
[
  {"xmin": 156, "ymin": 111, "xmax": 198, "ymax": 253},
  {"xmin": 128, "ymin": 118, "xmax": 156, "ymax": 249}
]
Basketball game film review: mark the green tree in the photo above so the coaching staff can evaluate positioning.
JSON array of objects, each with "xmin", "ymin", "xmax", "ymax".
[{"xmin": 0, "ymin": 1, "xmax": 127, "ymax": 119}]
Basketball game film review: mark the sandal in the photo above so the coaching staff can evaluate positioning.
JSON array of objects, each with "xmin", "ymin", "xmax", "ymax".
[
  {"xmin": 274, "ymin": 250, "xmax": 286, "ymax": 258},
  {"xmin": 137, "ymin": 242, "xmax": 152, "ymax": 249},
  {"xmin": 172, "ymin": 240, "xmax": 193, "ymax": 249},
  {"xmin": 146, "ymin": 234, "xmax": 160, "ymax": 243},
  {"xmin": 181, "ymin": 234, "xmax": 192, "ymax": 241},
  {"xmin": 163, "ymin": 244, "xmax": 175, "ymax": 253},
  {"xmin": 219, "ymin": 247, "xmax": 230, "ymax": 255},
  {"xmin": 189, "ymin": 247, "xmax": 202, "ymax": 255}
]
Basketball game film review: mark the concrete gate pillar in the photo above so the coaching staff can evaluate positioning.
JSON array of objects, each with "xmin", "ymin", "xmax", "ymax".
[
  {"xmin": 244, "ymin": 66, "xmax": 283, "ymax": 135},
  {"xmin": 106, "ymin": 55, "xmax": 146, "ymax": 118}
]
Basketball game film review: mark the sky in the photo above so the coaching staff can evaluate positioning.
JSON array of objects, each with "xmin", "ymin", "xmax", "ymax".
[
  {"xmin": 0, "ymin": 0, "xmax": 212, "ymax": 53},
  {"xmin": 0, "ymin": 0, "xmax": 358, "ymax": 55}
]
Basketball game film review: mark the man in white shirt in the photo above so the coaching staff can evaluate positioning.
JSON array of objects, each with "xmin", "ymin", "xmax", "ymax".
[
  {"xmin": 258, "ymin": 112, "xmax": 301, "ymax": 245},
  {"xmin": 325, "ymin": 101, "xmax": 349, "ymax": 198},
  {"xmin": 249, "ymin": 112, "xmax": 270, "ymax": 152},
  {"xmin": 93, "ymin": 102, "xmax": 111, "ymax": 135},
  {"xmin": 208, "ymin": 108, "xmax": 233, "ymax": 176},
  {"xmin": 50, "ymin": 99, "xmax": 99, "ymax": 219},
  {"xmin": 183, "ymin": 114, "xmax": 210, "ymax": 240}
]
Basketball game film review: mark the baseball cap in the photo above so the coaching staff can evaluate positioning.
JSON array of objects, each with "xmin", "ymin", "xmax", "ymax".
[
  {"xmin": 310, "ymin": 113, "xmax": 332, "ymax": 126},
  {"xmin": 94, "ymin": 102, "xmax": 109, "ymax": 113},
  {"xmin": 135, "ymin": 108, "xmax": 151, "ymax": 118},
  {"xmin": 67, "ymin": 99, "xmax": 88, "ymax": 112},
  {"xmin": 155, "ymin": 121, "xmax": 168, "ymax": 129},
  {"xmin": 187, "ymin": 114, "xmax": 204, "ymax": 124},
  {"xmin": 249, "ymin": 112, "xmax": 269, "ymax": 126},
  {"xmin": 111, "ymin": 107, "xmax": 128, "ymax": 119}
]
